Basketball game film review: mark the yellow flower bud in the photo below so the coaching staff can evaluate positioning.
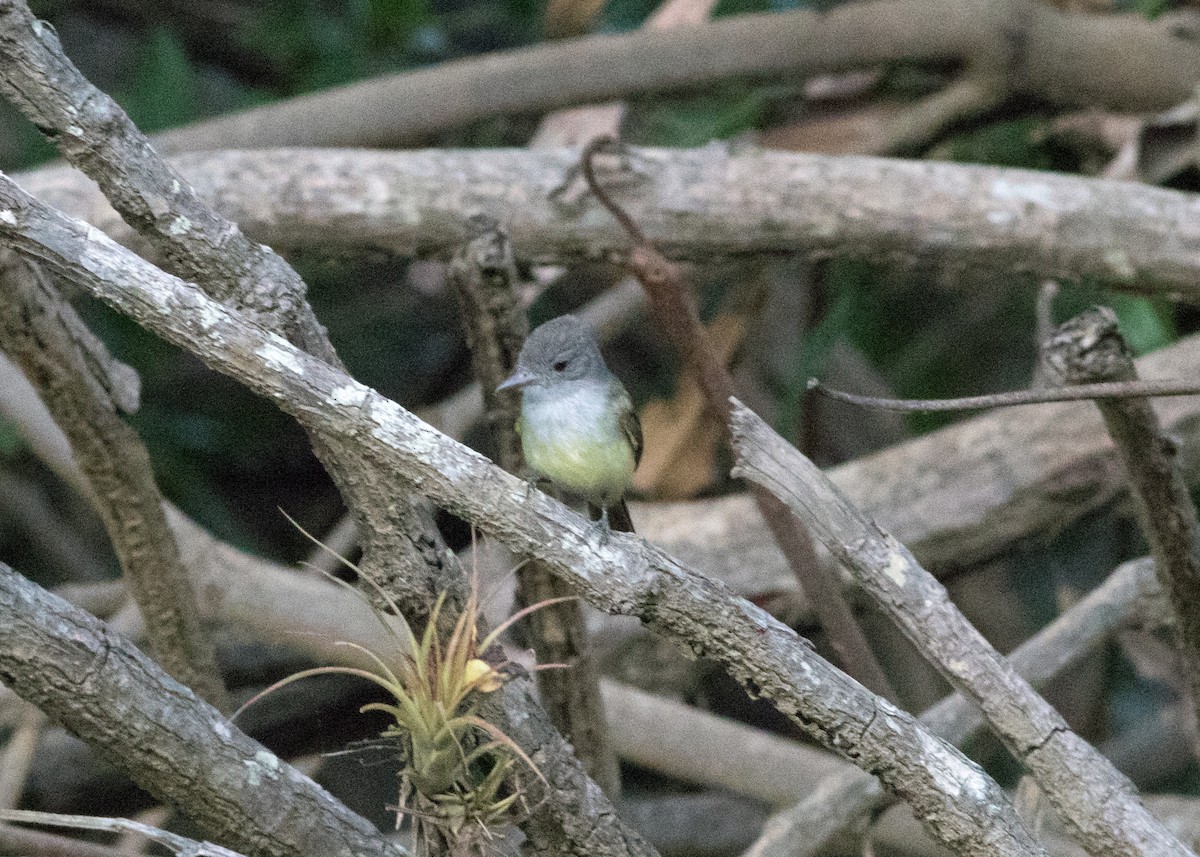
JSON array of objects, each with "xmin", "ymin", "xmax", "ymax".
[{"xmin": 463, "ymin": 658, "xmax": 504, "ymax": 693}]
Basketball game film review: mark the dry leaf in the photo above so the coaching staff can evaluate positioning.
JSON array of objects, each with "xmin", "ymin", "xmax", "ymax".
[
  {"xmin": 758, "ymin": 101, "xmax": 909, "ymax": 155},
  {"xmin": 633, "ymin": 313, "xmax": 746, "ymax": 499},
  {"xmin": 542, "ymin": 0, "xmax": 606, "ymax": 39}
]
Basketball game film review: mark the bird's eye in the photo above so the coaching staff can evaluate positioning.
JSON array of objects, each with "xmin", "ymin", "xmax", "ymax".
[{"xmin": 552, "ymin": 359, "xmax": 568, "ymax": 372}]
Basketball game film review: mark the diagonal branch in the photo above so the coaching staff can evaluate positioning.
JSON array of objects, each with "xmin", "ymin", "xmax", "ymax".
[
  {"xmin": 0, "ymin": 563, "xmax": 402, "ymax": 857},
  {"xmin": 0, "ymin": 169, "xmax": 1044, "ymax": 857},
  {"xmin": 0, "ymin": 0, "xmax": 460, "ymax": 624},
  {"xmin": 729, "ymin": 401, "xmax": 1191, "ymax": 857},
  {"xmin": 581, "ymin": 138, "xmax": 898, "ymax": 702},
  {"xmin": 0, "ymin": 7, "xmax": 650, "ymax": 854},
  {"xmin": 1042, "ymin": 307, "xmax": 1200, "ymax": 757},
  {"xmin": 0, "ymin": 255, "xmax": 227, "ymax": 708},
  {"xmin": 745, "ymin": 557, "xmax": 1160, "ymax": 857}
]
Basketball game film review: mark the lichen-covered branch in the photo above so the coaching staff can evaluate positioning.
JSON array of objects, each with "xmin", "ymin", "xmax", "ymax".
[
  {"xmin": 0, "ymin": 8, "xmax": 648, "ymax": 853},
  {"xmin": 730, "ymin": 402, "xmax": 1190, "ymax": 857},
  {"xmin": 0, "ymin": 256, "xmax": 227, "ymax": 708},
  {"xmin": 0, "ymin": 0, "xmax": 325, "ymax": 352},
  {"xmin": 1043, "ymin": 307, "xmax": 1200, "ymax": 757},
  {"xmin": 18, "ymin": 146, "xmax": 1200, "ymax": 300},
  {"xmin": 0, "ymin": 170, "xmax": 1044, "ymax": 857},
  {"xmin": 0, "ymin": 0, "xmax": 460, "ymax": 625},
  {"xmin": 745, "ymin": 557, "xmax": 1160, "ymax": 857},
  {"xmin": 0, "ymin": 563, "xmax": 402, "ymax": 857}
]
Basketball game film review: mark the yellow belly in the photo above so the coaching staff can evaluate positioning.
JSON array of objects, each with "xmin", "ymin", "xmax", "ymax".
[
  {"xmin": 518, "ymin": 382, "xmax": 636, "ymax": 505},
  {"xmin": 523, "ymin": 429, "xmax": 635, "ymax": 505}
]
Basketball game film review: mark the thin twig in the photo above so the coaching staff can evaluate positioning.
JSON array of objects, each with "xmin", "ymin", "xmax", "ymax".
[
  {"xmin": 1042, "ymin": 306, "xmax": 1200, "ymax": 760},
  {"xmin": 580, "ymin": 136, "xmax": 899, "ymax": 703},
  {"xmin": 810, "ymin": 377, "xmax": 1200, "ymax": 412},
  {"xmin": 448, "ymin": 215, "xmax": 621, "ymax": 795},
  {"xmin": 730, "ymin": 401, "xmax": 1191, "ymax": 857},
  {"xmin": 0, "ymin": 809, "xmax": 248, "ymax": 857},
  {"xmin": 0, "ymin": 821, "xmax": 138, "ymax": 857}
]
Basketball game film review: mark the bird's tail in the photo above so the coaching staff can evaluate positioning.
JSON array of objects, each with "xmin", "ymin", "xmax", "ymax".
[{"xmin": 589, "ymin": 500, "xmax": 635, "ymax": 534}]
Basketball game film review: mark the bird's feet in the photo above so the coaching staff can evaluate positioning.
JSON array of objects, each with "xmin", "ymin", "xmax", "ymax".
[{"xmin": 591, "ymin": 506, "xmax": 613, "ymax": 547}]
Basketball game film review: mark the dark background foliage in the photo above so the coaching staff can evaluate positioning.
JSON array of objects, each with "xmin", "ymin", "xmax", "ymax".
[{"xmin": 3, "ymin": 0, "xmax": 1197, "ymax": 833}]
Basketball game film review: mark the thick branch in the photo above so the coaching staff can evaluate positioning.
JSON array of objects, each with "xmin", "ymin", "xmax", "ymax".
[
  {"xmin": 150, "ymin": 0, "xmax": 1200, "ymax": 151},
  {"xmin": 0, "ymin": 256, "xmax": 227, "ymax": 708},
  {"xmin": 745, "ymin": 557, "xmax": 1160, "ymax": 857},
  {"xmin": 3, "ymin": 261, "xmax": 1196, "ymax": 640},
  {"xmin": 0, "ymin": 0, "xmax": 327, "ymax": 353},
  {"xmin": 0, "ymin": 10, "xmax": 646, "ymax": 854},
  {"xmin": 730, "ymin": 402, "xmax": 1189, "ymax": 857},
  {"xmin": 1043, "ymin": 307, "xmax": 1200, "ymax": 755},
  {"xmin": 0, "ymin": 173, "xmax": 1044, "ymax": 857},
  {"xmin": 0, "ymin": 0, "xmax": 459, "ymax": 628},
  {"xmin": 0, "ymin": 564, "xmax": 401, "ymax": 857},
  {"xmin": 18, "ymin": 147, "xmax": 1200, "ymax": 299}
]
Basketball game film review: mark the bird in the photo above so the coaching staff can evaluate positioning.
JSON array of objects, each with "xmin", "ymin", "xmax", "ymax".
[{"xmin": 497, "ymin": 315, "xmax": 641, "ymax": 539}]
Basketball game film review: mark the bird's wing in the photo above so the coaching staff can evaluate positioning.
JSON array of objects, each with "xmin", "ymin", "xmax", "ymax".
[{"xmin": 619, "ymin": 399, "xmax": 643, "ymax": 467}]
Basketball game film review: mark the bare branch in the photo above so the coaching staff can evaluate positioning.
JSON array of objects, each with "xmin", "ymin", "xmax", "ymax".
[
  {"xmin": 148, "ymin": 0, "xmax": 1200, "ymax": 151},
  {"xmin": 0, "ymin": 0, "xmax": 463, "ymax": 625},
  {"xmin": 19, "ymin": 146, "xmax": 1200, "ymax": 300},
  {"xmin": 0, "ymin": 0, "xmax": 329, "ymax": 353},
  {"xmin": 730, "ymin": 402, "xmax": 1190, "ymax": 857},
  {"xmin": 745, "ymin": 557, "xmax": 1159, "ymax": 857},
  {"xmin": 0, "ymin": 820, "xmax": 137, "ymax": 857},
  {"xmin": 0, "ymin": 172, "xmax": 1045, "ymax": 857},
  {"xmin": 811, "ymin": 376, "xmax": 1200, "ymax": 412},
  {"xmin": 0, "ymin": 10, "xmax": 649, "ymax": 853},
  {"xmin": 1043, "ymin": 307, "xmax": 1200, "ymax": 758},
  {"xmin": 0, "ymin": 257, "xmax": 227, "ymax": 707},
  {"xmin": 0, "ymin": 563, "xmax": 403, "ymax": 857},
  {"xmin": 0, "ymin": 810, "xmax": 247, "ymax": 857}
]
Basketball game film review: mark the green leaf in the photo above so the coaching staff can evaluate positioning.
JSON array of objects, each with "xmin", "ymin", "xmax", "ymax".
[
  {"xmin": 119, "ymin": 30, "xmax": 198, "ymax": 133},
  {"xmin": 638, "ymin": 84, "xmax": 767, "ymax": 146},
  {"xmin": 1107, "ymin": 293, "xmax": 1176, "ymax": 355}
]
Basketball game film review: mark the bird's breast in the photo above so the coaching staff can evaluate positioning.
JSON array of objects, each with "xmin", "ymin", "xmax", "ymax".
[{"xmin": 518, "ymin": 382, "xmax": 635, "ymax": 504}]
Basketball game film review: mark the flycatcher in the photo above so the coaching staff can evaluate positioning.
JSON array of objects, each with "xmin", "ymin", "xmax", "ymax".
[{"xmin": 497, "ymin": 315, "xmax": 641, "ymax": 537}]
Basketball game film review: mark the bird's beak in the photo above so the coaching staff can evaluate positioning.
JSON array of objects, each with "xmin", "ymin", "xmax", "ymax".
[{"xmin": 497, "ymin": 368, "xmax": 535, "ymax": 392}]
